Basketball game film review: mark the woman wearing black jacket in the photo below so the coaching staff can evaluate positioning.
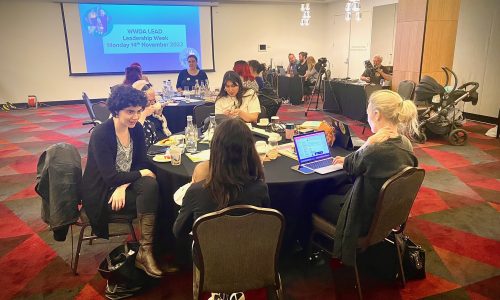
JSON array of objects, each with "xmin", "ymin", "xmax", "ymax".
[{"xmin": 82, "ymin": 85, "xmax": 172, "ymax": 278}]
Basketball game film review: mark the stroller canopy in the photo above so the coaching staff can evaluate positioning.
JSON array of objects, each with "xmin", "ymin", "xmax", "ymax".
[{"xmin": 415, "ymin": 76, "xmax": 446, "ymax": 103}]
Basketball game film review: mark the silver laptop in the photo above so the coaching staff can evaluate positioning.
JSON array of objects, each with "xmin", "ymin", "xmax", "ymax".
[{"xmin": 292, "ymin": 131, "xmax": 343, "ymax": 174}]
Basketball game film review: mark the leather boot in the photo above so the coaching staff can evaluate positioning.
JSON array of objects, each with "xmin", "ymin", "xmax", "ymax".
[{"xmin": 135, "ymin": 214, "xmax": 164, "ymax": 278}]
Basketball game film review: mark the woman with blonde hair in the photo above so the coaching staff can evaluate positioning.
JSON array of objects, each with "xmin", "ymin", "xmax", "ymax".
[{"xmin": 312, "ymin": 90, "xmax": 418, "ymax": 266}]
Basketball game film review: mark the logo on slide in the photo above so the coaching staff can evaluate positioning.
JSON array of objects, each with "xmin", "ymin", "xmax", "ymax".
[
  {"xmin": 179, "ymin": 48, "xmax": 200, "ymax": 69},
  {"xmin": 84, "ymin": 6, "xmax": 112, "ymax": 36}
]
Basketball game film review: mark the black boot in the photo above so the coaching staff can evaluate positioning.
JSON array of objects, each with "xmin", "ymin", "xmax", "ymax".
[{"xmin": 135, "ymin": 214, "xmax": 164, "ymax": 278}]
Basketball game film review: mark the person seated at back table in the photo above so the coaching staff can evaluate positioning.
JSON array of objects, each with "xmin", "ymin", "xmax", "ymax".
[
  {"xmin": 122, "ymin": 65, "xmax": 142, "ymax": 86},
  {"xmin": 132, "ymin": 80, "xmax": 171, "ymax": 148},
  {"xmin": 360, "ymin": 55, "xmax": 392, "ymax": 84},
  {"xmin": 233, "ymin": 60, "xmax": 259, "ymax": 92},
  {"xmin": 215, "ymin": 70, "xmax": 261, "ymax": 123},
  {"xmin": 176, "ymin": 54, "xmax": 208, "ymax": 92},
  {"xmin": 248, "ymin": 59, "xmax": 266, "ymax": 91},
  {"xmin": 312, "ymin": 90, "xmax": 418, "ymax": 266},
  {"xmin": 296, "ymin": 51, "xmax": 308, "ymax": 77},
  {"xmin": 130, "ymin": 62, "xmax": 150, "ymax": 82},
  {"xmin": 303, "ymin": 56, "xmax": 319, "ymax": 93},
  {"xmin": 173, "ymin": 117, "xmax": 270, "ymax": 238},
  {"xmin": 82, "ymin": 85, "xmax": 178, "ymax": 278},
  {"xmin": 287, "ymin": 53, "xmax": 299, "ymax": 76}
]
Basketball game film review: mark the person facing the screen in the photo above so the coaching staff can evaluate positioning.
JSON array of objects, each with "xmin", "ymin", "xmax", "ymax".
[
  {"xmin": 173, "ymin": 117, "xmax": 270, "ymax": 238},
  {"xmin": 215, "ymin": 71, "xmax": 261, "ymax": 123},
  {"xmin": 312, "ymin": 90, "xmax": 418, "ymax": 265},
  {"xmin": 176, "ymin": 54, "xmax": 208, "ymax": 92},
  {"xmin": 130, "ymin": 62, "xmax": 150, "ymax": 82},
  {"xmin": 123, "ymin": 65, "xmax": 142, "ymax": 86},
  {"xmin": 248, "ymin": 60, "xmax": 266, "ymax": 91},
  {"xmin": 233, "ymin": 60, "xmax": 259, "ymax": 92}
]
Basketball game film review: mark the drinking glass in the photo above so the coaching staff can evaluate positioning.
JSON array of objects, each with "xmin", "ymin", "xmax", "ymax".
[{"xmin": 170, "ymin": 146, "xmax": 182, "ymax": 166}]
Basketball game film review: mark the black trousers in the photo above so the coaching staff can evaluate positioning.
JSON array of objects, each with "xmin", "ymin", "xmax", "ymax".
[
  {"xmin": 107, "ymin": 176, "xmax": 159, "ymax": 215},
  {"xmin": 314, "ymin": 184, "xmax": 353, "ymax": 225}
]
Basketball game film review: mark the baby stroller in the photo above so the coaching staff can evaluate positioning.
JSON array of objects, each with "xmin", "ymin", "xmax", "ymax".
[{"xmin": 413, "ymin": 66, "xmax": 479, "ymax": 145}]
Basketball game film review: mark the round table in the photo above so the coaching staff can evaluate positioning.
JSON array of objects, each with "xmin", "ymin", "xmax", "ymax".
[
  {"xmin": 162, "ymin": 100, "xmax": 207, "ymax": 134},
  {"xmin": 150, "ymin": 134, "xmax": 352, "ymax": 254}
]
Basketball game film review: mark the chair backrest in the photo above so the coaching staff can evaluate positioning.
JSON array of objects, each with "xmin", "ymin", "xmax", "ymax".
[
  {"xmin": 398, "ymin": 80, "xmax": 416, "ymax": 100},
  {"xmin": 82, "ymin": 92, "xmax": 96, "ymax": 120},
  {"xmin": 193, "ymin": 205, "xmax": 285, "ymax": 294},
  {"xmin": 259, "ymin": 105, "xmax": 268, "ymax": 120},
  {"xmin": 193, "ymin": 102, "xmax": 215, "ymax": 128},
  {"xmin": 362, "ymin": 167, "xmax": 425, "ymax": 249},
  {"xmin": 92, "ymin": 102, "xmax": 111, "ymax": 123}
]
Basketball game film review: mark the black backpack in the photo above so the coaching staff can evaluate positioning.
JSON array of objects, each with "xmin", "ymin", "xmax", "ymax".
[{"xmin": 258, "ymin": 84, "xmax": 282, "ymax": 119}]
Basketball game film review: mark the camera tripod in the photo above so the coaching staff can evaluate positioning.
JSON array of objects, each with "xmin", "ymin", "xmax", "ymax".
[{"xmin": 305, "ymin": 67, "xmax": 326, "ymax": 116}]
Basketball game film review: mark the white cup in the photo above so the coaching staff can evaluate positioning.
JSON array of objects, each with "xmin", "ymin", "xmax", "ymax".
[{"xmin": 259, "ymin": 118, "xmax": 269, "ymax": 126}]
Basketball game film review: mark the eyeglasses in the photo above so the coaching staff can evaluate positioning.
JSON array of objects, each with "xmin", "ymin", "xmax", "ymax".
[{"xmin": 141, "ymin": 83, "xmax": 153, "ymax": 92}]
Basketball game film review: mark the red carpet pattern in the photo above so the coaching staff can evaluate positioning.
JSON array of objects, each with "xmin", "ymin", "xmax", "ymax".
[{"xmin": 0, "ymin": 104, "xmax": 499, "ymax": 299}]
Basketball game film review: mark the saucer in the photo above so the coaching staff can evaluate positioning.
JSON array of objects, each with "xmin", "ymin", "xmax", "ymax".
[
  {"xmin": 256, "ymin": 122, "xmax": 269, "ymax": 127},
  {"xmin": 153, "ymin": 154, "xmax": 171, "ymax": 163}
]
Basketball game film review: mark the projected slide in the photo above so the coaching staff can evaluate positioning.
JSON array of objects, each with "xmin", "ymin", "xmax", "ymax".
[{"xmin": 62, "ymin": 3, "xmax": 214, "ymax": 75}]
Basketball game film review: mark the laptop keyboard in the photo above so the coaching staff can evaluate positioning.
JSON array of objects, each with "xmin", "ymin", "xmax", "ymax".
[{"xmin": 304, "ymin": 158, "xmax": 333, "ymax": 169}]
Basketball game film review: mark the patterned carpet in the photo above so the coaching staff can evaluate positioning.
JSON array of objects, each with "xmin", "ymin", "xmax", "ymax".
[{"xmin": 0, "ymin": 103, "xmax": 499, "ymax": 299}]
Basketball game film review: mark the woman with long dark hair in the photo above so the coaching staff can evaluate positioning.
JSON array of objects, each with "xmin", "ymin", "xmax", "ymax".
[
  {"xmin": 248, "ymin": 59, "xmax": 266, "ymax": 91},
  {"xmin": 215, "ymin": 71, "xmax": 261, "ymax": 123},
  {"xmin": 173, "ymin": 118, "xmax": 270, "ymax": 238}
]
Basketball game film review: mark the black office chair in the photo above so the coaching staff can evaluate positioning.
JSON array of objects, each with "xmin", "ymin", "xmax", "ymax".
[
  {"xmin": 82, "ymin": 92, "xmax": 110, "ymax": 132},
  {"xmin": 309, "ymin": 167, "xmax": 425, "ymax": 299},
  {"xmin": 397, "ymin": 80, "xmax": 416, "ymax": 100},
  {"xmin": 193, "ymin": 102, "xmax": 215, "ymax": 128}
]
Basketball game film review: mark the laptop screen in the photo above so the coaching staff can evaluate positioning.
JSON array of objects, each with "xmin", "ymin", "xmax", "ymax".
[{"xmin": 293, "ymin": 131, "xmax": 332, "ymax": 164}]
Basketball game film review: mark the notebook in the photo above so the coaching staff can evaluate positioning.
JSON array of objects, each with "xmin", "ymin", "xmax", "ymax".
[
  {"xmin": 292, "ymin": 131, "xmax": 343, "ymax": 174},
  {"xmin": 329, "ymin": 117, "xmax": 365, "ymax": 150}
]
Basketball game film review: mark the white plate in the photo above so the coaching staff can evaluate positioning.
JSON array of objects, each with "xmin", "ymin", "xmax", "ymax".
[
  {"xmin": 256, "ymin": 122, "xmax": 269, "ymax": 127},
  {"xmin": 153, "ymin": 154, "xmax": 171, "ymax": 163}
]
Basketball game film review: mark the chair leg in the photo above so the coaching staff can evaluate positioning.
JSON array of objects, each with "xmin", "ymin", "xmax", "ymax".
[
  {"xmin": 395, "ymin": 236, "xmax": 406, "ymax": 287},
  {"xmin": 193, "ymin": 263, "xmax": 201, "ymax": 300},
  {"xmin": 354, "ymin": 254, "xmax": 363, "ymax": 300},
  {"xmin": 73, "ymin": 224, "xmax": 88, "ymax": 275},
  {"xmin": 128, "ymin": 222, "xmax": 138, "ymax": 242},
  {"xmin": 275, "ymin": 274, "xmax": 284, "ymax": 300}
]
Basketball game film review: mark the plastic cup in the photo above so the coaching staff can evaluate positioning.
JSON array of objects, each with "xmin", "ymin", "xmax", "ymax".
[{"xmin": 170, "ymin": 146, "xmax": 182, "ymax": 166}]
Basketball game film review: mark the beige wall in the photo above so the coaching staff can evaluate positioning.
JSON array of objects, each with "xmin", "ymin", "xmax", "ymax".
[
  {"xmin": 0, "ymin": 1, "xmax": 327, "ymax": 103},
  {"xmin": 453, "ymin": 0, "xmax": 500, "ymax": 118}
]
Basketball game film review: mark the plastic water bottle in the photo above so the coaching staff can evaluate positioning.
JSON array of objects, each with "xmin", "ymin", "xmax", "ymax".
[
  {"xmin": 162, "ymin": 80, "xmax": 168, "ymax": 101},
  {"xmin": 194, "ymin": 80, "xmax": 200, "ymax": 97},
  {"xmin": 185, "ymin": 115, "xmax": 198, "ymax": 153},
  {"xmin": 207, "ymin": 113, "xmax": 216, "ymax": 146}
]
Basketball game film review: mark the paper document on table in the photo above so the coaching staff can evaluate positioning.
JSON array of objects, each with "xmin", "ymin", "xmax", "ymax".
[
  {"xmin": 277, "ymin": 142, "xmax": 298, "ymax": 161},
  {"xmin": 166, "ymin": 102, "xmax": 179, "ymax": 106},
  {"xmin": 187, "ymin": 99, "xmax": 203, "ymax": 103},
  {"xmin": 172, "ymin": 96, "xmax": 186, "ymax": 101},
  {"xmin": 186, "ymin": 149, "xmax": 211, "ymax": 162}
]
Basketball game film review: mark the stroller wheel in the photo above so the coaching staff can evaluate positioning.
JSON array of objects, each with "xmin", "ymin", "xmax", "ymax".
[{"xmin": 448, "ymin": 128, "xmax": 467, "ymax": 146}]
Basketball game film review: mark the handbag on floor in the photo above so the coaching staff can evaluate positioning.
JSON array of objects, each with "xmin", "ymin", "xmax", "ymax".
[
  {"xmin": 402, "ymin": 236, "xmax": 426, "ymax": 280},
  {"xmin": 98, "ymin": 242, "xmax": 146, "ymax": 299}
]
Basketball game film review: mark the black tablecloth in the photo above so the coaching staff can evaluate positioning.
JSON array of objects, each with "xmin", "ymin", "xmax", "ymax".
[
  {"xmin": 324, "ymin": 81, "xmax": 368, "ymax": 122},
  {"xmin": 150, "ymin": 136, "xmax": 352, "ymax": 254},
  {"xmin": 162, "ymin": 100, "xmax": 206, "ymax": 134},
  {"xmin": 277, "ymin": 76, "xmax": 304, "ymax": 105}
]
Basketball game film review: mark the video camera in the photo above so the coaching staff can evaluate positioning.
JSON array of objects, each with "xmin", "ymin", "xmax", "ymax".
[
  {"xmin": 364, "ymin": 60, "xmax": 376, "ymax": 77},
  {"xmin": 314, "ymin": 57, "xmax": 328, "ymax": 72}
]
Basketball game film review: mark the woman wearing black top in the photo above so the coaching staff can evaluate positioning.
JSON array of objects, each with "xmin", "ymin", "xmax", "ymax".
[
  {"xmin": 176, "ymin": 54, "xmax": 208, "ymax": 91},
  {"xmin": 173, "ymin": 118, "xmax": 270, "ymax": 238},
  {"xmin": 82, "ymin": 85, "xmax": 175, "ymax": 278}
]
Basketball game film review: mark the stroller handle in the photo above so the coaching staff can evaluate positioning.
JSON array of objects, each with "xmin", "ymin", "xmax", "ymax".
[
  {"xmin": 458, "ymin": 82, "xmax": 479, "ymax": 93},
  {"xmin": 441, "ymin": 66, "xmax": 458, "ymax": 92}
]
